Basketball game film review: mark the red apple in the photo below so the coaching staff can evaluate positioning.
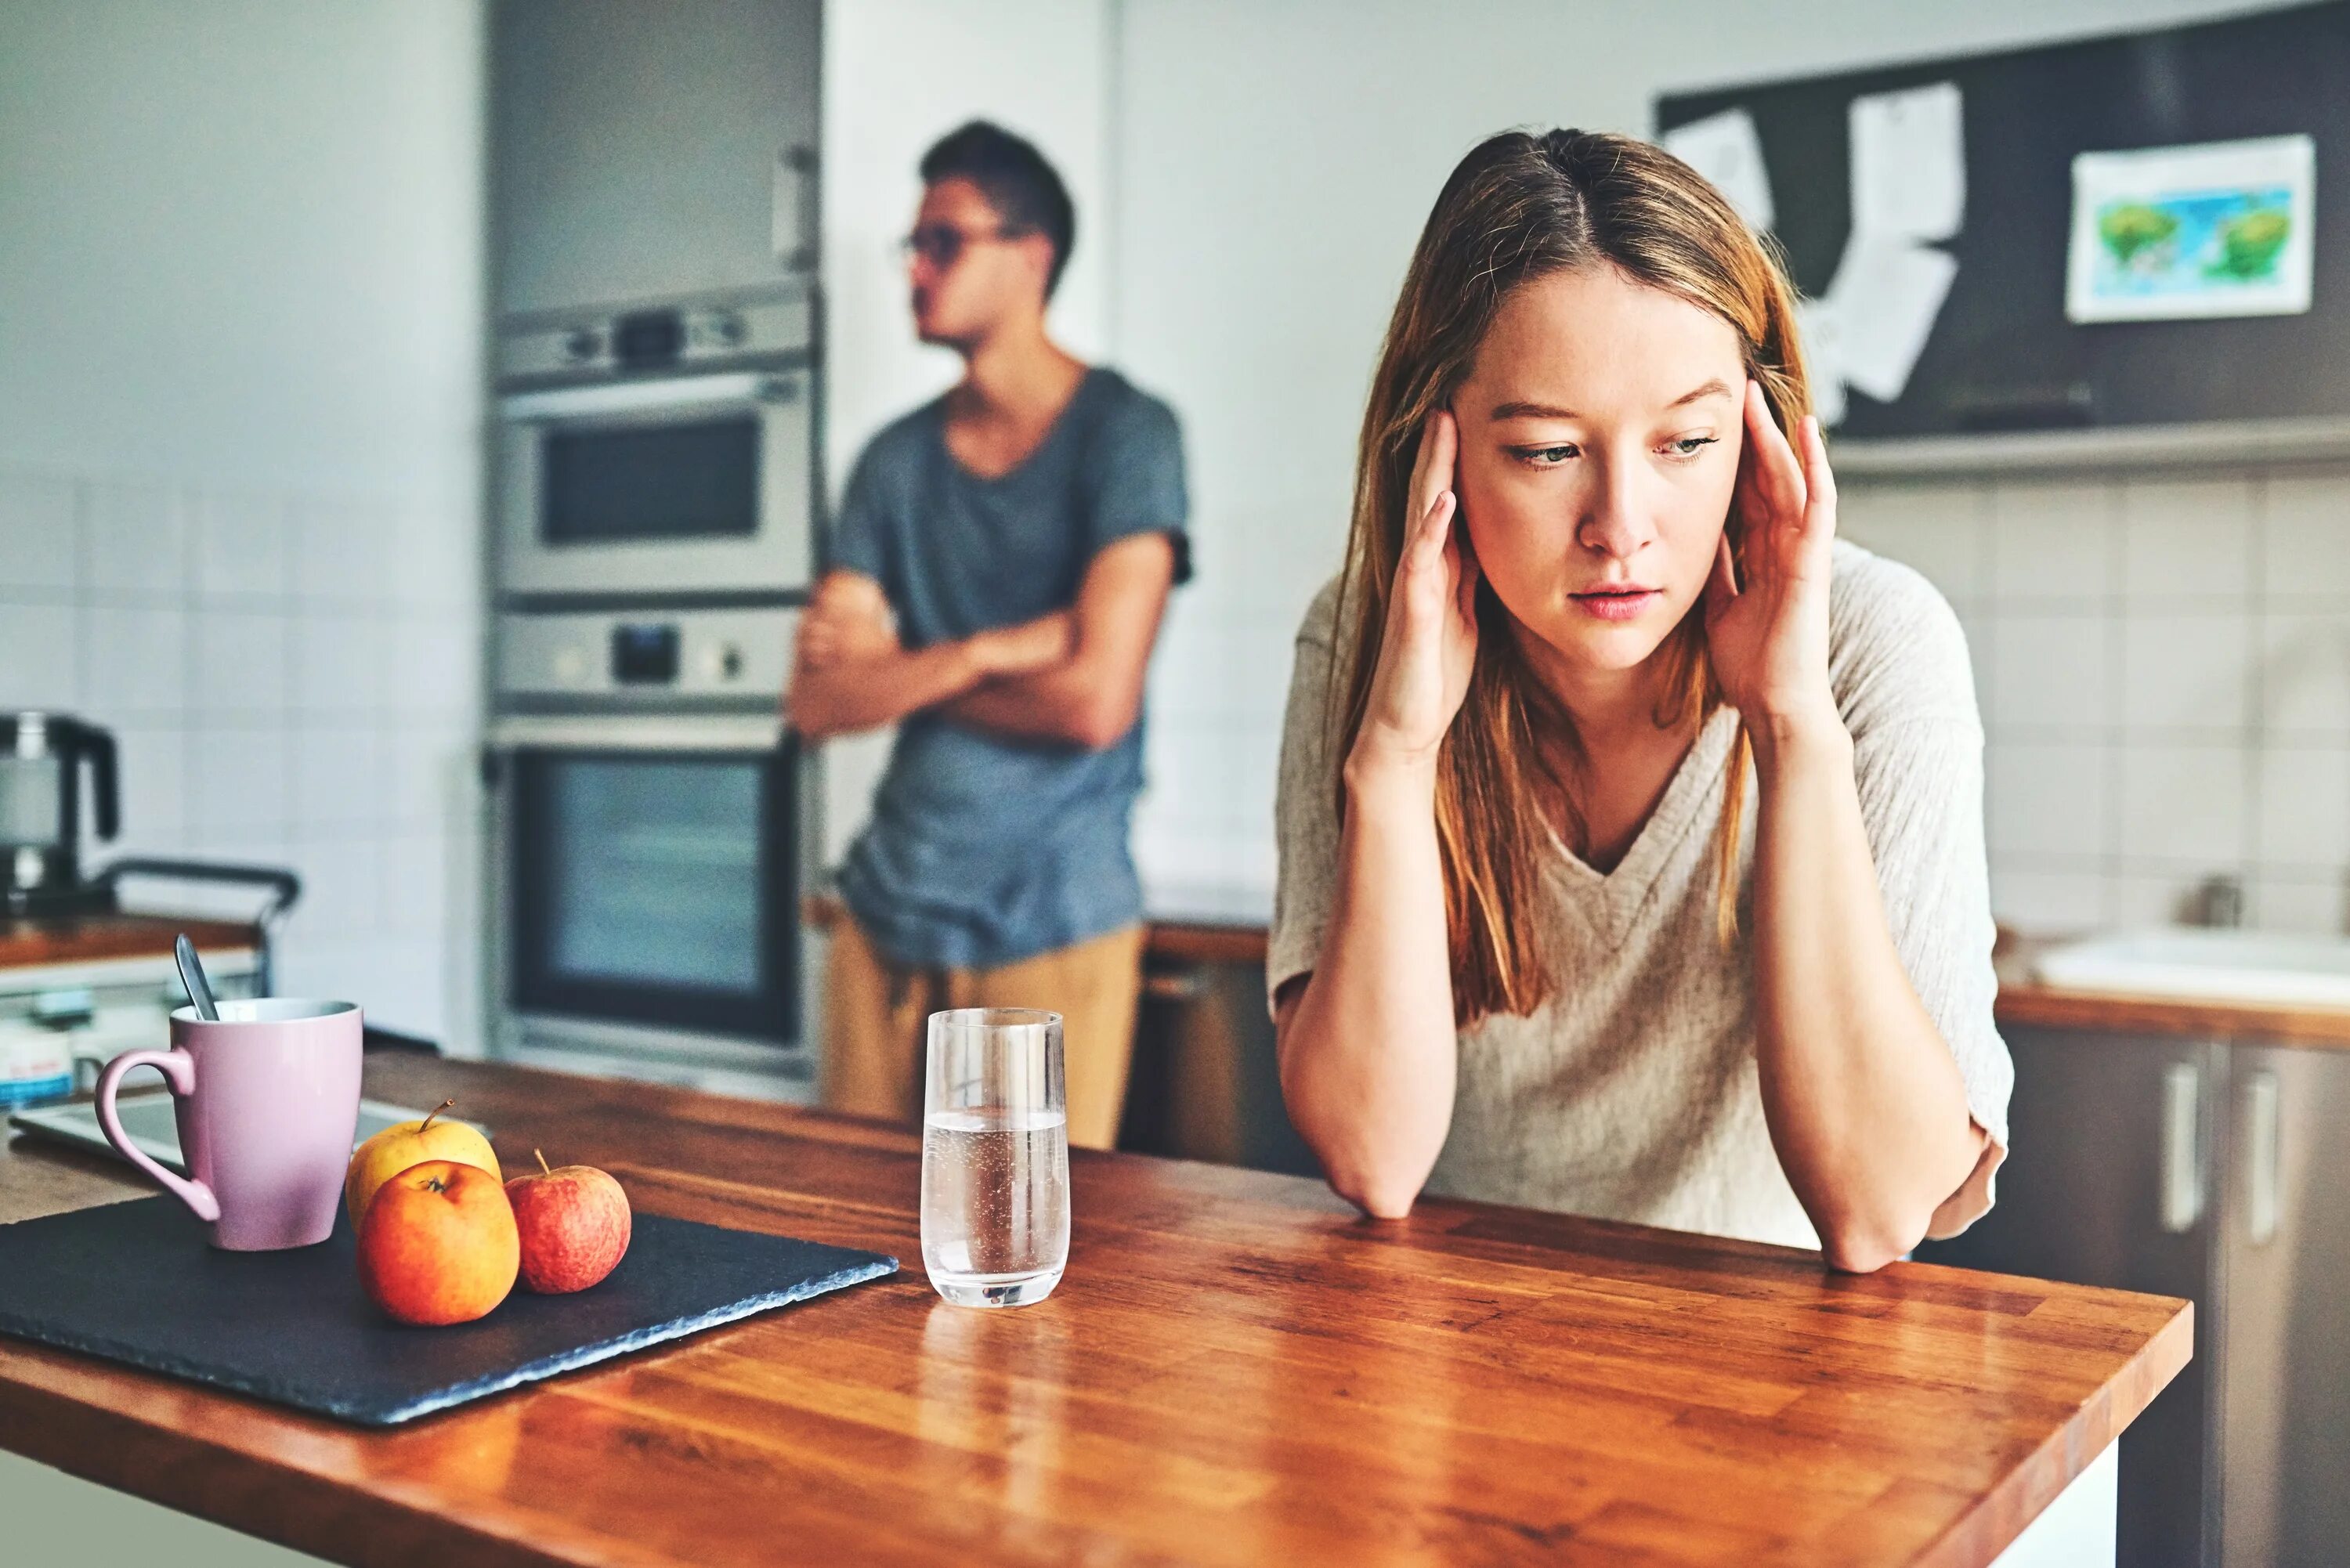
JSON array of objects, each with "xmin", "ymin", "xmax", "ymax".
[
  {"xmin": 505, "ymin": 1148, "xmax": 631, "ymax": 1294},
  {"xmin": 357, "ymin": 1159, "xmax": 520, "ymax": 1326}
]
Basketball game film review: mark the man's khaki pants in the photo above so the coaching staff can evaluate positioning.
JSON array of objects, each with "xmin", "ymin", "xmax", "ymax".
[{"xmin": 821, "ymin": 916, "xmax": 1145, "ymax": 1151}]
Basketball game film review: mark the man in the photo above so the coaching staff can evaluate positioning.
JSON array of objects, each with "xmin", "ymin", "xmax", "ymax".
[{"xmin": 788, "ymin": 121, "xmax": 1189, "ymax": 1151}]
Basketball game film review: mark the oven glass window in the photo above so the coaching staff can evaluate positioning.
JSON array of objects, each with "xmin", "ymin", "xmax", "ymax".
[
  {"xmin": 542, "ymin": 415, "xmax": 759, "ymax": 544},
  {"xmin": 512, "ymin": 748, "xmax": 796, "ymax": 1040}
]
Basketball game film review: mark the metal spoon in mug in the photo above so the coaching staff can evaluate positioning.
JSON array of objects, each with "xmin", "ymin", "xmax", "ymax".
[{"xmin": 174, "ymin": 933, "xmax": 219, "ymax": 1022}]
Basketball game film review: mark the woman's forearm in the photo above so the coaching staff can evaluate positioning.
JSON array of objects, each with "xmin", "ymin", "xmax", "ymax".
[
  {"xmin": 1748, "ymin": 711, "xmax": 1984, "ymax": 1272},
  {"xmin": 1278, "ymin": 757, "xmax": 1460, "ymax": 1217}
]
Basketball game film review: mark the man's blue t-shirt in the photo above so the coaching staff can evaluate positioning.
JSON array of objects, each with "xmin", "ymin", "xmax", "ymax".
[{"xmin": 828, "ymin": 367, "xmax": 1191, "ymax": 970}]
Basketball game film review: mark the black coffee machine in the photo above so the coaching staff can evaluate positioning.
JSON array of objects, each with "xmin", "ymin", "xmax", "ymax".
[{"xmin": 1, "ymin": 712, "xmax": 119, "ymax": 916}]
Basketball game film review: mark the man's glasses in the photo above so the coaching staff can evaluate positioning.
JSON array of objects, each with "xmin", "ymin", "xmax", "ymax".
[{"xmin": 900, "ymin": 222, "xmax": 1032, "ymax": 269}]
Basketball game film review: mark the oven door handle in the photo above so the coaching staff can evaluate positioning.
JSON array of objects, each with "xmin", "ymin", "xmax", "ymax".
[
  {"xmin": 485, "ymin": 715, "xmax": 788, "ymax": 754},
  {"xmin": 498, "ymin": 371, "xmax": 794, "ymax": 425}
]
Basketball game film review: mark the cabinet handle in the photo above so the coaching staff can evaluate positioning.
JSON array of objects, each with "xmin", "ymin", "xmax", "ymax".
[
  {"xmin": 772, "ymin": 145, "xmax": 817, "ymax": 271},
  {"xmin": 2160, "ymin": 1061, "xmax": 2202, "ymax": 1233},
  {"xmin": 2243, "ymin": 1070, "xmax": 2280, "ymax": 1245}
]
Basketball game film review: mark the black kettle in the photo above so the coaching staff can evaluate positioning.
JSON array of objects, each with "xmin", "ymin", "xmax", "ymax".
[{"xmin": 0, "ymin": 713, "xmax": 119, "ymax": 913}]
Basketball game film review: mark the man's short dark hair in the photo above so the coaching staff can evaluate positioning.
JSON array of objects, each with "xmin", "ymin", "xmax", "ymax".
[{"xmin": 920, "ymin": 121, "xmax": 1076, "ymax": 298}]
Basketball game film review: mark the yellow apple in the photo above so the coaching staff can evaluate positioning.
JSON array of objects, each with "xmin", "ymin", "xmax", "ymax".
[{"xmin": 345, "ymin": 1100, "xmax": 501, "ymax": 1232}]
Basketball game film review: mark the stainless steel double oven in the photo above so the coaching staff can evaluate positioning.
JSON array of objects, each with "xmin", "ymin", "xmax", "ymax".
[{"xmin": 485, "ymin": 285, "xmax": 818, "ymax": 1099}]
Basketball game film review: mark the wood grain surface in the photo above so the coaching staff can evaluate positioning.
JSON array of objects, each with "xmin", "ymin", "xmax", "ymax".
[
  {"xmin": 0, "ymin": 1053, "xmax": 2189, "ymax": 1568},
  {"xmin": 1991, "ymin": 979, "xmax": 2350, "ymax": 1049},
  {"xmin": 0, "ymin": 912, "xmax": 258, "ymax": 973}
]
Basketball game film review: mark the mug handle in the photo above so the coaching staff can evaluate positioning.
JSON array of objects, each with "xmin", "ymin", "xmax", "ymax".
[{"xmin": 95, "ymin": 1048, "xmax": 222, "ymax": 1223}]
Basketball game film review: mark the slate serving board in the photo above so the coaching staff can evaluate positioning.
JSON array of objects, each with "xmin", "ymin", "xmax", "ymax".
[{"xmin": 0, "ymin": 1195, "xmax": 897, "ymax": 1425}]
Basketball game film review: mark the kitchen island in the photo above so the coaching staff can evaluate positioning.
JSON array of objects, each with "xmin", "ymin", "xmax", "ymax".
[{"xmin": 0, "ymin": 1053, "xmax": 2186, "ymax": 1566}]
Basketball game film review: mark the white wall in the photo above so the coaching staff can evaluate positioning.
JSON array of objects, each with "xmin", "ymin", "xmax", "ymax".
[
  {"xmin": 1113, "ymin": 0, "xmax": 2346, "ymax": 932},
  {"xmin": 816, "ymin": 0, "xmax": 1116, "ymax": 864},
  {"xmin": 0, "ymin": 0, "xmax": 486, "ymax": 1042}
]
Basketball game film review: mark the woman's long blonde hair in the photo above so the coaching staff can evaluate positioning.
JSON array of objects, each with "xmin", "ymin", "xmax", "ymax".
[{"xmin": 1334, "ymin": 128, "xmax": 1814, "ymax": 1029}]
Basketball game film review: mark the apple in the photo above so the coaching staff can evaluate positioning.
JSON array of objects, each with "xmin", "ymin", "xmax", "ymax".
[
  {"xmin": 505, "ymin": 1148, "xmax": 631, "ymax": 1294},
  {"xmin": 345, "ymin": 1100, "xmax": 501, "ymax": 1232},
  {"xmin": 357, "ymin": 1159, "xmax": 519, "ymax": 1326}
]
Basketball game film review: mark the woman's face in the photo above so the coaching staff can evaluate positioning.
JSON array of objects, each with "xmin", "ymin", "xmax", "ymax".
[{"xmin": 1452, "ymin": 265, "xmax": 1748, "ymax": 685}]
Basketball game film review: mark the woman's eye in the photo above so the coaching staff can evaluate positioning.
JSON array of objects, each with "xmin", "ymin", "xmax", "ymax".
[
  {"xmin": 1665, "ymin": 435, "xmax": 1720, "ymax": 460},
  {"xmin": 1515, "ymin": 444, "xmax": 1579, "ymax": 466}
]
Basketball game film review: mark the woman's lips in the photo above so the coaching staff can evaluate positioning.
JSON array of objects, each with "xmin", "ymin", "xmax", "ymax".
[{"xmin": 1570, "ymin": 587, "xmax": 1661, "ymax": 622}]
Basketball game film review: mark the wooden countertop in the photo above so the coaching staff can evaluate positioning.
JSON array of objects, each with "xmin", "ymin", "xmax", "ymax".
[
  {"xmin": 1, "ymin": 1053, "xmax": 2188, "ymax": 1567},
  {"xmin": 0, "ymin": 911, "xmax": 258, "ymax": 972}
]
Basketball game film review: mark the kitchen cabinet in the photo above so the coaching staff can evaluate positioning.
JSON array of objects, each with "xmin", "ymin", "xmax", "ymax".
[
  {"xmin": 1921, "ymin": 1026, "xmax": 2221, "ymax": 1568},
  {"xmin": 490, "ymin": 0, "xmax": 819, "ymax": 317},
  {"xmin": 2214, "ymin": 1042, "xmax": 2350, "ymax": 1568},
  {"xmin": 1922, "ymin": 1023, "xmax": 2350, "ymax": 1568}
]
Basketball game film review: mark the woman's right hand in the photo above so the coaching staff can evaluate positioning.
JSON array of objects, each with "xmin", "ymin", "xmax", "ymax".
[{"xmin": 1346, "ymin": 409, "xmax": 1480, "ymax": 783}]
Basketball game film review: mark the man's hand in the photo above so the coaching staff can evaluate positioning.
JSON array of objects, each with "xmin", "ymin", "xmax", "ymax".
[
  {"xmin": 941, "ymin": 532, "xmax": 1178, "ymax": 750},
  {"xmin": 795, "ymin": 575, "xmax": 897, "ymax": 671},
  {"xmin": 783, "ymin": 569, "xmax": 1090, "ymax": 742}
]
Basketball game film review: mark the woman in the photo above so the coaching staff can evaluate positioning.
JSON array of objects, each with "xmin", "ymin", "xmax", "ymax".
[{"xmin": 1270, "ymin": 129, "xmax": 2011, "ymax": 1273}]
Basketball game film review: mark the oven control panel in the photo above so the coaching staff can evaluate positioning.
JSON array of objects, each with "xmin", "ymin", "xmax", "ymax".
[
  {"xmin": 497, "ymin": 287, "xmax": 814, "ymax": 386},
  {"xmin": 497, "ymin": 609, "xmax": 795, "ymax": 700}
]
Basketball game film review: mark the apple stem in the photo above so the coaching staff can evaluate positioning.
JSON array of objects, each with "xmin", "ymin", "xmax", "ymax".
[
  {"xmin": 535, "ymin": 1148, "xmax": 552, "ymax": 1176},
  {"xmin": 418, "ymin": 1099, "xmax": 455, "ymax": 1135}
]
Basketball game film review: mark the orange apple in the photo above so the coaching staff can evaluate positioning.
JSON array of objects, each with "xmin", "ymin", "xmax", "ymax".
[
  {"xmin": 345, "ymin": 1100, "xmax": 501, "ymax": 1233},
  {"xmin": 357, "ymin": 1159, "xmax": 520, "ymax": 1326},
  {"xmin": 506, "ymin": 1148, "xmax": 631, "ymax": 1294}
]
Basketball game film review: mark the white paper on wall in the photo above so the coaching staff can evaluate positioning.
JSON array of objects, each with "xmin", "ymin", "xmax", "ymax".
[
  {"xmin": 1824, "ymin": 235, "xmax": 1958, "ymax": 403},
  {"xmin": 1661, "ymin": 107, "xmax": 1776, "ymax": 234},
  {"xmin": 1849, "ymin": 81, "xmax": 1965, "ymax": 243},
  {"xmin": 1795, "ymin": 296, "xmax": 1849, "ymax": 428}
]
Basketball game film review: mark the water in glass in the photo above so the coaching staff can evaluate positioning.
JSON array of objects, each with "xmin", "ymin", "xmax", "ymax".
[{"xmin": 920, "ymin": 1007, "xmax": 1069, "ymax": 1307}]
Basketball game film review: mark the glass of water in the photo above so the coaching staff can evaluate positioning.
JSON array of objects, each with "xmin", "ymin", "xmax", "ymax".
[{"xmin": 920, "ymin": 1007, "xmax": 1070, "ymax": 1308}]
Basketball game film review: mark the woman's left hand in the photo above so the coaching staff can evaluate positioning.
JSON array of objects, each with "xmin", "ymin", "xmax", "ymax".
[{"xmin": 1703, "ymin": 379, "xmax": 1841, "ymax": 731}]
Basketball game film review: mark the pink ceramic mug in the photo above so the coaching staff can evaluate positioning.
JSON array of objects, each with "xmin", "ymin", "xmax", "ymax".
[{"xmin": 95, "ymin": 999, "xmax": 363, "ymax": 1251}]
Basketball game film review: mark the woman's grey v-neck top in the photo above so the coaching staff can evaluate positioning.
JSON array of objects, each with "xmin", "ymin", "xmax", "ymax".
[{"xmin": 1267, "ymin": 540, "xmax": 2013, "ymax": 1252}]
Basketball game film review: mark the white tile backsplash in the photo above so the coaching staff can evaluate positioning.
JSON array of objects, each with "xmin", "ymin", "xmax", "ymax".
[
  {"xmin": 81, "ymin": 604, "xmax": 187, "ymax": 717},
  {"xmin": 386, "ymin": 613, "xmax": 475, "ymax": 717},
  {"xmin": 1841, "ymin": 482, "xmax": 1987, "ymax": 607},
  {"xmin": 2259, "ymin": 609, "xmax": 2350, "ymax": 738},
  {"xmin": 1987, "ymin": 742, "xmax": 2108, "ymax": 861},
  {"xmin": 2260, "ymin": 467, "xmax": 2350, "ymax": 606},
  {"xmin": 2255, "ymin": 744, "xmax": 2350, "ymax": 870},
  {"xmin": 2, "ymin": 461, "xmax": 480, "ymax": 1049},
  {"xmin": 190, "ymin": 608, "xmax": 291, "ymax": 717},
  {"xmin": 1987, "ymin": 478, "xmax": 2114, "ymax": 607},
  {"xmin": 1837, "ymin": 465, "xmax": 2349, "ymax": 935},
  {"xmin": 0, "ymin": 602, "xmax": 82, "ymax": 708},
  {"xmin": 291, "ymin": 496, "xmax": 396, "ymax": 605},
  {"xmin": 2107, "ymin": 870, "xmax": 2204, "ymax": 928},
  {"xmin": 2252, "ymin": 871, "xmax": 2348, "ymax": 935},
  {"xmin": 293, "ymin": 606, "xmax": 384, "ymax": 714},
  {"xmin": 379, "ymin": 833, "xmax": 447, "ymax": 938},
  {"xmin": 189, "ymin": 724, "xmax": 290, "ymax": 836},
  {"xmin": 292, "ymin": 724, "xmax": 383, "ymax": 829},
  {"xmin": 110, "ymin": 724, "xmax": 187, "ymax": 847},
  {"xmin": 2117, "ymin": 743, "xmax": 2249, "ymax": 867},
  {"xmin": 1987, "ymin": 862, "xmax": 2106, "ymax": 931},
  {"xmin": 1985, "ymin": 613, "xmax": 2108, "ymax": 735},
  {"xmin": 0, "ymin": 474, "xmax": 81, "ymax": 593},
  {"xmin": 285, "ymin": 834, "xmax": 381, "ymax": 941},
  {"xmin": 83, "ymin": 480, "xmax": 190, "ymax": 600},
  {"xmin": 2120, "ymin": 612, "xmax": 2254, "ymax": 735},
  {"xmin": 2121, "ymin": 476, "xmax": 2255, "ymax": 603},
  {"xmin": 191, "ymin": 490, "xmax": 292, "ymax": 604}
]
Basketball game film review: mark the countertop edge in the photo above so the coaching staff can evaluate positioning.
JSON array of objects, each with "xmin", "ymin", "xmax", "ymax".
[
  {"xmin": 0, "ymin": 1353, "xmax": 577, "ymax": 1568},
  {"xmin": 1918, "ymin": 1294, "xmax": 2195, "ymax": 1568}
]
